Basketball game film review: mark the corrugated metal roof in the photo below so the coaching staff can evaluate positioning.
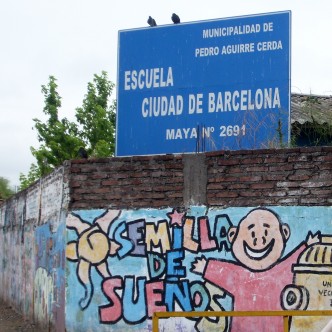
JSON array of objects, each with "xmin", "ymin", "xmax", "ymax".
[{"xmin": 291, "ymin": 93, "xmax": 332, "ymax": 125}]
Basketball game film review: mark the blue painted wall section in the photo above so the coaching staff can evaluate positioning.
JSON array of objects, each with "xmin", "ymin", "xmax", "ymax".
[
  {"xmin": 66, "ymin": 206, "xmax": 332, "ymax": 332},
  {"xmin": 34, "ymin": 222, "xmax": 66, "ymax": 328}
]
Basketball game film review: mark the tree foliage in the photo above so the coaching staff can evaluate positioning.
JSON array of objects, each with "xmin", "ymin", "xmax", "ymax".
[
  {"xmin": 76, "ymin": 71, "xmax": 116, "ymax": 157},
  {"xmin": 31, "ymin": 76, "xmax": 84, "ymax": 175},
  {"xmin": 19, "ymin": 163, "xmax": 42, "ymax": 190},
  {"xmin": 20, "ymin": 71, "xmax": 116, "ymax": 190},
  {"xmin": 0, "ymin": 177, "xmax": 14, "ymax": 199}
]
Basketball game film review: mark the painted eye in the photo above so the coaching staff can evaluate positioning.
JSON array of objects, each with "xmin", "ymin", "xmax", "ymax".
[
  {"xmin": 265, "ymin": 230, "xmax": 268, "ymax": 236},
  {"xmin": 251, "ymin": 231, "xmax": 255, "ymax": 238}
]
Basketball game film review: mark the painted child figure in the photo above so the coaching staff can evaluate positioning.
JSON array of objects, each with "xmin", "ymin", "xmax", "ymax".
[{"xmin": 192, "ymin": 208, "xmax": 319, "ymax": 332}]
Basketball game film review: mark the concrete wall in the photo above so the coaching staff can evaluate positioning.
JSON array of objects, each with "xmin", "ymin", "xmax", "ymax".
[
  {"xmin": 1, "ymin": 146, "xmax": 331, "ymax": 331},
  {"xmin": 0, "ymin": 167, "xmax": 68, "ymax": 331}
]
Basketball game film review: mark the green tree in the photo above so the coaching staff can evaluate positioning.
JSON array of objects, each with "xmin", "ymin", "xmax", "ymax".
[
  {"xmin": 19, "ymin": 72, "xmax": 116, "ymax": 190},
  {"xmin": 0, "ymin": 177, "xmax": 14, "ymax": 199},
  {"xmin": 31, "ymin": 76, "xmax": 84, "ymax": 176},
  {"xmin": 76, "ymin": 71, "xmax": 116, "ymax": 157},
  {"xmin": 19, "ymin": 163, "xmax": 42, "ymax": 189}
]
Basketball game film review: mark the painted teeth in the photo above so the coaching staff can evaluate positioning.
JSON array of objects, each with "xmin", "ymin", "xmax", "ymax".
[
  {"xmin": 245, "ymin": 245, "xmax": 269, "ymax": 259},
  {"xmin": 244, "ymin": 240, "xmax": 274, "ymax": 260}
]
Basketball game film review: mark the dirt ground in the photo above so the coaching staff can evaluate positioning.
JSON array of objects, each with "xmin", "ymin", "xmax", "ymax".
[{"xmin": 0, "ymin": 301, "xmax": 44, "ymax": 332}]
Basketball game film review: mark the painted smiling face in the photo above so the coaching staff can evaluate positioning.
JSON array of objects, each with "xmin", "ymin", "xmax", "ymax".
[{"xmin": 228, "ymin": 209, "xmax": 290, "ymax": 271}]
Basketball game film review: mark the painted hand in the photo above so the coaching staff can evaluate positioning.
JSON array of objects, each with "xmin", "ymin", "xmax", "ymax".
[
  {"xmin": 306, "ymin": 231, "xmax": 321, "ymax": 246},
  {"xmin": 191, "ymin": 256, "xmax": 207, "ymax": 275}
]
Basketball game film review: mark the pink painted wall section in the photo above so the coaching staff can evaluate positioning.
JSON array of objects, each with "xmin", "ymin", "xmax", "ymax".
[{"xmin": 0, "ymin": 167, "xmax": 67, "ymax": 331}]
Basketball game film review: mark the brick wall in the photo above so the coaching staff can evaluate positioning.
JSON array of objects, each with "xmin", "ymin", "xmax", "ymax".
[
  {"xmin": 67, "ymin": 146, "xmax": 332, "ymax": 210},
  {"xmin": 67, "ymin": 154, "xmax": 184, "ymax": 209},
  {"xmin": 206, "ymin": 147, "xmax": 332, "ymax": 206}
]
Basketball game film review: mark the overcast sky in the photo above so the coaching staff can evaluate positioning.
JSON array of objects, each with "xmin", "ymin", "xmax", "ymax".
[{"xmin": 1, "ymin": 0, "xmax": 331, "ymax": 188}]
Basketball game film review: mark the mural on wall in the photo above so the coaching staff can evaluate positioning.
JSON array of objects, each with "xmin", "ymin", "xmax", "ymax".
[
  {"xmin": 34, "ymin": 267, "xmax": 54, "ymax": 324},
  {"xmin": 65, "ymin": 206, "xmax": 332, "ymax": 332},
  {"xmin": 35, "ymin": 222, "xmax": 66, "ymax": 331},
  {"xmin": 66, "ymin": 210, "xmax": 121, "ymax": 309}
]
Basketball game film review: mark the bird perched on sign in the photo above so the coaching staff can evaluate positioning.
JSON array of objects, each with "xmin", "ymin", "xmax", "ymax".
[
  {"xmin": 171, "ymin": 13, "xmax": 180, "ymax": 24},
  {"xmin": 147, "ymin": 16, "xmax": 157, "ymax": 27}
]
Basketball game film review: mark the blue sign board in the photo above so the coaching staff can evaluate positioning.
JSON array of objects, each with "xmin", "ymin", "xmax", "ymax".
[{"xmin": 116, "ymin": 11, "xmax": 291, "ymax": 156}]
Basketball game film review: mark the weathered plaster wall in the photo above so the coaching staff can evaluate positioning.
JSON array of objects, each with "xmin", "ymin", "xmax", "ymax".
[{"xmin": 0, "ymin": 167, "xmax": 68, "ymax": 331}]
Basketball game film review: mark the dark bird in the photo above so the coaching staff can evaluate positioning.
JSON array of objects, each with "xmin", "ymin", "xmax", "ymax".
[
  {"xmin": 78, "ymin": 147, "xmax": 88, "ymax": 159},
  {"xmin": 147, "ymin": 16, "xmax": 157, "ymax": 27},
  {"xmin": 171, "ymin": 13, "xmax": 180, "ymax": 24}
]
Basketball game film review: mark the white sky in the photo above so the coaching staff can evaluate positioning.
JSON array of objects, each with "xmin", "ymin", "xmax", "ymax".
[{"xmin": 0, "ymin": 0, "xmax": 331, "ymax": 188}]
